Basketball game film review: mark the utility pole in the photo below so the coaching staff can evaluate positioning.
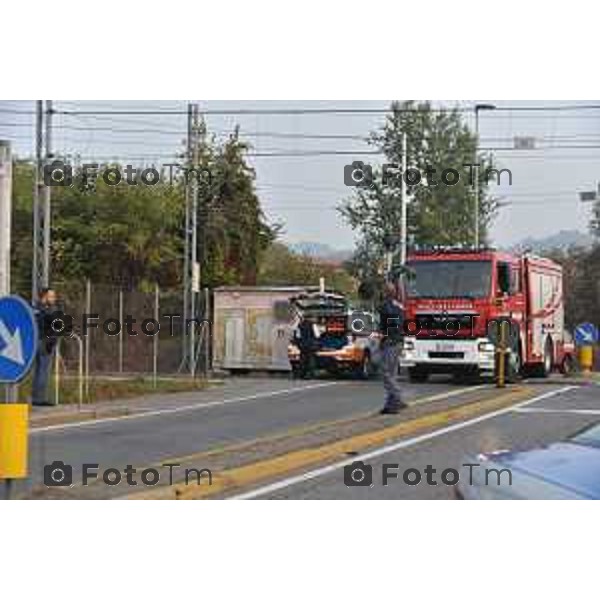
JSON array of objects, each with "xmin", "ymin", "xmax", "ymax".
[
  {"xmin": 400, "ymin": 132, "xmax": 408, "ymax": 266},
  {"xmin": 182, "ymin": 104, "xmax": 192, "ymax": 368},
  {"xmin": 0, "ymin": 141, "xmax": 11, "ymax": 297},
  {"xmin": 32, "ymin": 101, "xmax": 42, "ymax": 301},
  {"xmin": 473, "ymin": 103, "xmax": 495, "ymax": 248},
  {"xmin": 32, "ymin": 100, "xmax": 53, "ymax": 301},
  {"xmin": 43, "ymin": 100, "xmax": 52, "ymax": 286},
  {"xmin": 181, "ymin": 103, "xmax": 201, "ymax": 376},
  {"xmin": 190, "ymin": 104, "xmax": 200, "ymax": 376}
]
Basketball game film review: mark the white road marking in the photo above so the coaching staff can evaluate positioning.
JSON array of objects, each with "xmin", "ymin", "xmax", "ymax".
[
  {"xmin": 31, "ymin": 380, "xmax": 486, "ymax": 435},
  {"xmin": 229, "ymin": 385, "xmax": 577, "ymax": 500},
  {"xmin": 31, "ymin": 381, "xmax": 341, "ymax": 434},
  {"xmin": 410, "ymin": 384, "xmax": 487, "ymax": 406},
  {"xmin": 514, "ymin": 407, "xmax": 600, "ymax": 416}
]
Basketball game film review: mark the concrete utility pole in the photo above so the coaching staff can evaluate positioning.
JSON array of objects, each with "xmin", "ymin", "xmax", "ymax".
[
  {"xmin": 400, "ymin": 132, "xmax": 408, "ymax": 266},
  {"xmin": 473, "ymin": 103, "xmax": 495, "ymax": 248},
  {"xmin": 182, "ymin": 103, "xmax": 201, "ymax": 376},
  {"xmin": 190, "ymin": 104, "xmax": 200, "ymax": 375},
  {"xmin": 32, "ymin": 100, "xmax": 53, "ymax": 300},
  {"xmin": 32, "ymin": 101, "xmax": 42, "ymax": 300},
  {"xmin": 0, "ymin": 141, "xmax": 11, "ymax": 296},
  {"xmin": 182, "ymin": 104, "xmax": 192, "ymax": 368},
  {"xmin": 43, "ymin": 101, "xmax": 52, "ymax": 286}
]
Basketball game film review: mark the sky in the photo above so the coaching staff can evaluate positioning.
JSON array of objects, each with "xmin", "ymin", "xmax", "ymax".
[{"xmin": 1, "ymin": 99, "xmax": 598, "ymax": 250}]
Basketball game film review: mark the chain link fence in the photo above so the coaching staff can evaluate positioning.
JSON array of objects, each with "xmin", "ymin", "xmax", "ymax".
[{"xmin": 57, "ymin": 280, "xmax": 211, "ymax": 379}]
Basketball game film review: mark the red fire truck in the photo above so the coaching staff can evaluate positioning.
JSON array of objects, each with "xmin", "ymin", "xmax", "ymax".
[{"xmin": 400, "ymin": 247, "xmax": 575, "ymax": 382}]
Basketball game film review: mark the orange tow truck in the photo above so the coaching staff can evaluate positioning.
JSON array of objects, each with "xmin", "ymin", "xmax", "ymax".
[{"xmin": 288, "ymin": 292, "xmax": 380, "ymax": 379}]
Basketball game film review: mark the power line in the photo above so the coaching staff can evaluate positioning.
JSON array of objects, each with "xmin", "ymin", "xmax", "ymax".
[
  {"xmin": 256, "ymin": 184, "xmax": 599, "ymax": 198},
  {"xmin": 48, "ymin": 103, "xmax": 600, "ymax": 116},
  {"xmin": 484, "ymin": 145, "xmax": 600, "ymax": 151},
  {"xmin": 7, "ymin": 117, "xmax": 600, "ymax": 145},
  {"xmin": 0, "ymin": 108, "xmax": 35, "ymax": 115},
  {"xmin": 40, "ymin": 150, "xmax": 382, "ymax": 160},
  {"xmin": 5, "ymin": 102, "xmax": 600, "ymax": 120},
  {"xmin": 492, "ymin": 104, "xmax": 600, "ymax": 112},
  {"xmin": 53, "ymin": 107, "xmax": 445, "ymax": 116}
]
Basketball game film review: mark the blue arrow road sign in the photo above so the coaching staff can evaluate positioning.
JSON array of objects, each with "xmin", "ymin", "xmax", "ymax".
[
  {"xmin": 574, "ymin": 322, "xmax": 599, "ymax": 346},
  {"xmin": 0, "ymin": 295, "xmax": 38, "ymax": 383}
]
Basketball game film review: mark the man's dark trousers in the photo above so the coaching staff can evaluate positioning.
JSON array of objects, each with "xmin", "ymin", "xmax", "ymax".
[{"xmin": 32, "ymin": 350, "xmax": 54, "ymax": 406}]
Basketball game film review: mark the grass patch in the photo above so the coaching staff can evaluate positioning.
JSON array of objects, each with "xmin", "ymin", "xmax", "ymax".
[{"xmin": 15, "ymin": 375, "xmax": 217, "ymax": 405}]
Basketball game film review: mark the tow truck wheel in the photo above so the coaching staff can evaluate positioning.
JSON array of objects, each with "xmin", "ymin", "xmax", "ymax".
[
  {"xmin": 355, "ymin": 351, "xmax": 372, "ymax": 380},
  {"xmin": 408, "ymin": 367, "xmax": 429, "ymax": 383}
]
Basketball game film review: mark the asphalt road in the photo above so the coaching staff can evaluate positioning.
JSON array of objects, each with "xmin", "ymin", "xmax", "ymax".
[
  {"xmin": 242, "ymin": 381, "xmax": 600, "ymax": 499},
  {"xmin": 24, "ymin": 375, "xmax": 464, "ymax": 496},
  {"xmin": 15, "ymin": 374, "xmax": 600, "ymax": 499}
]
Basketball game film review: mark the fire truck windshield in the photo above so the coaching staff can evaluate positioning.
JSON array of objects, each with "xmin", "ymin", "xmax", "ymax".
[{"xmin": 407, "ymin": 260, "xmax": 492, "ymax": 299}]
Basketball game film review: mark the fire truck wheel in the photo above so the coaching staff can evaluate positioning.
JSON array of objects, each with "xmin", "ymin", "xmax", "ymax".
[
  {"xmin": 544, "ymin": 338, "xmax": 554, "ymax": 377},
  {"xmin": 408, "ymin": 367, "xmax": 429, "ymax": 383},
  {"xmin": 537, "ymin": 338, "xmax": 554, "ymax": 378}
]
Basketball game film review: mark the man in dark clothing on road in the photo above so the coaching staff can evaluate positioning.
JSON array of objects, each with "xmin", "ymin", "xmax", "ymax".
[
  {"xmin": 379, "ymin": 282, "xmax": 408, "ymax": 414},
  {"xmin": 32, "ymin": 288, "xmax": 59, "ymax": 406},
  {"xmin": 295, "ymin": 317, "xmax": 318, "ymax": 379}
]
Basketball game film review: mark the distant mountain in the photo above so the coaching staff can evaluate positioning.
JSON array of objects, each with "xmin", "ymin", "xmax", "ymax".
[
  {"xmin": 290, "ymin": 231, "xmax": 596, "ymax": 261},
  {"xmin": 509, "ymin": 229, "xmax": 596, "ymax": 253},
  {"xmin": 289, "ymin": 242, "xmax": 353, "ymax": 262}
]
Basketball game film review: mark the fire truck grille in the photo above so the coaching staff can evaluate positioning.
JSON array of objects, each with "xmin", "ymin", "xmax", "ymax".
[
  {"xmin": 415, "ymin": 314, "xmax": 477, "ymax": 330},
  {"xmin": 428, "ymin": 351, "xmax": 465, "ymax": 360}
]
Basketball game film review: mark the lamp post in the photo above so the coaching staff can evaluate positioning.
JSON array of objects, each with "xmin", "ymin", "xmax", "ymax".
[
  {"xmin": 400, "ymin": 132, "xmax": 408, "ymax": 266},
  {"xmin": 474, "ymin": 103, "xmax": 496, "ymax": 248}
]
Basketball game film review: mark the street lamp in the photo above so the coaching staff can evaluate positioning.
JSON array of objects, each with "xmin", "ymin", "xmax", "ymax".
[{"xmin": 474, "ymin": 103, "xmax": 496, "ymax": 248}]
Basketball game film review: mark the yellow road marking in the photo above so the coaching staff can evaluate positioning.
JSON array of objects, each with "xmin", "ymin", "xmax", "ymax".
[
  {"xmin": 67, "ymin": 384, "xmax": 487, "ymax": 494},
  {"xmin": 117, "ymin": 383, "xmax": 488, "ymax": 471},
  {"xmin": 126, "ymin": 385, "xmax": 532, "ymax": 500}
]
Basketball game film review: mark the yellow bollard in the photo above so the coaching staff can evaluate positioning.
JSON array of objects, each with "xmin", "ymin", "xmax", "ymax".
[
  {"xmin": 0, "ymin": 404, "xmax": 29, "ymax": 479},
  {"xmin": 496, "ymin": 321, "xmax": 508, "ymax": 388},
  {"xmin": 579, "ymin": 345, "xmax": 594, "ymax": 374}
]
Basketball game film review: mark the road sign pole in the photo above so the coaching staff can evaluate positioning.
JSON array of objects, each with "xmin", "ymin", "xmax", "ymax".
[
  {"xmin": 1, "ymin": 143, "xmax": 33, "ymax": 499},
  {"xmin": 0, "ymin": 296, "xmax": 39, "ymax": 498},
  {"xmin": 574, "ymin": 322, "xmax": 598, "ymax": 375},
  {"xmin": 579, "ymin": 345, "xmax": 594, "ymax": 374},
  {"xmin": 0, "ymin": 140, "xmax": 13, "ymax": 414}
]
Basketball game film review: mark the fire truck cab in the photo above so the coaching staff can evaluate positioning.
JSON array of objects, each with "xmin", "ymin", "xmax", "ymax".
[{"xmin": 400, "ymin": 247, "xmax": 574, "ymax": 382}]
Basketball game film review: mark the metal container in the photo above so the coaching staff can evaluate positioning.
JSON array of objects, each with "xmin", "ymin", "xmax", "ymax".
[{"xmin": 213, "ymin": 286, "xmax": 307, "ymax": 371}]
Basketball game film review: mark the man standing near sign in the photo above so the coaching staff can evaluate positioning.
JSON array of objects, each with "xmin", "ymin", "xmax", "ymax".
[{"xmin": 32, "ymin": 288, "xmax": 60, "ymax": 406}]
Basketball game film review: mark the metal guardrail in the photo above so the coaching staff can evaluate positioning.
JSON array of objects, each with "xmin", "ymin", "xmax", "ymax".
[
  {"xmin": 54, "ymin": 332, "xmax": 85, "ymax": 409},
  {"xmin": 191, "ymin": 320, "xmax": 210, "ymax": 377}
]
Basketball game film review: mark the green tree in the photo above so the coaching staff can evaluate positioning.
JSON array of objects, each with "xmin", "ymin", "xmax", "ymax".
[
  {"xmin": 199, "ymin": 128, "xmax": 277, "ymax": 287},
  {"xmin": 258, "ymin": 242, "xmax": 356, "ymax": 296},
  {"xmin": 340, "ymin": 101, "xmax": 499, "ymax": 290},
  {"xmin": 9, "ymin": 123, "xmax": 278, "ymax": 295}
]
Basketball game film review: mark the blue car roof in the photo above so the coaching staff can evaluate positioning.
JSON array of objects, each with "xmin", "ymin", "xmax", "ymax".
[{"xmin": 492, "ymin": 442, "xmax": 600, "ymax": 499}]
